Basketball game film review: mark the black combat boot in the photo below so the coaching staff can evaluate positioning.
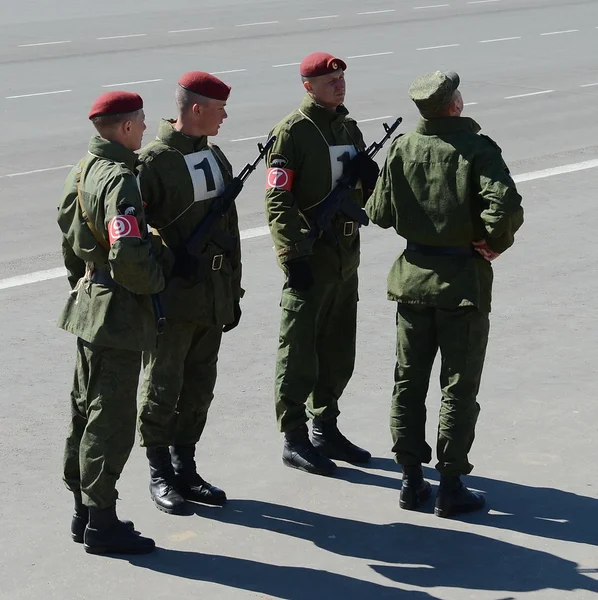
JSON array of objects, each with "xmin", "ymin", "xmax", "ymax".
[
  {"xmin": 71, "ymin": 490, "xmax": 135, "ymax": 543},
  {"xmin": 434, "ymin": 475, "xmax": 486, "ymax": 518},
  {"xmin": 399, "ymin": 465, "xmax": 432, "ymax": 511},
  {"xmin": 171, "ymin": 444, "xmax": 227, "ymax": 506},
  {"xmin": 311, "ymin": 419, "xmax": 371, "ymax": 464},
  {"xmin": 147, "ymin": 447, "xmax": 187, "ymax": 514},
  {"xmin": 283, "ymin": 424, "xmax": 337, "ymax": 476},
  {"xmin": 84, "ymin": 506, "xmax": 155, "ymax": 555}
]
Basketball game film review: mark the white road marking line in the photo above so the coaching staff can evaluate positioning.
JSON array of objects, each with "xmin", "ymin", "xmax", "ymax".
[
  {"xmin": 97, "ymin": 34, "xmax": 147, "ymax": 40},
  {"xmin": 102, "ymin": 79, "xmax": 162, "ymax": 88},
  {"xmin": 464, "ymin": 102, "xmax": 478, "ymax": 106},
  {"xmin": 18, "ymin": 40, "xmax": 71, "ymax": 47},
  {"xmin": 580, "ymin": 82, "xmax": 598, "ymax": 88},
  {"xmin": 479, "ymin": 36, "xmax": 521, "ymax": 43},
  {"xmin": 414, "ymin": 4, "xmax": 449, "ymax": 9},
  {"xmin": 0, "ymin": 165, "xmax": 74, "ymax": 179},
  {"xmin": 168, "ymin": 27, "xmax": 214, "ymax": 33},
  {"xmin": 230, "ymin": 135, "xmax": 267, "ymax": 142},
  {"xmin": 347, "ymin": 52, "xmax": 393, "ymax": 59},
  {"xmin": 272, "ymin": 62, "xmax": 301, "ymax": 68},
  {"xmin": 468, "ymin": 0, "xmax": 500, "ymax": 4},
  {"xmin": 235, "ymin": 21, "xmax": 279, "ymax": 27},
  {"xmin": 298, "ymin": 15, "xmax": 339, "ymax": 21},
  {"xmin": 6, "ymin": 89, "xmax": 71, "ymax": 99},
  {"xmin": 358, "ymin": 9, "xmax": 396, "ymax": 15},
  {"xmin": 210, "ymin": 69, "xmax": 247, "ymax": 75},
  {"xmin": 540, "ymin": 30, "xmax": 579, "ymax": 36},
  {"xmin": 417, "ymin": 44, "xmax": 460, "ymax": 50},
  {"xmin": 3, "ymin": 158, "xmax": 598, "ymax": 292},
  {"xmin": 358, "ymin": 116, "xmax": 393, "ymax": 123},
  {"xmin": 505, "ymin": 90, "xmax": 554, "ymax": 99}
]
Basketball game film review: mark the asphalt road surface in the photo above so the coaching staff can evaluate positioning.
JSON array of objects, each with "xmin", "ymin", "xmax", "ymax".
[{"xmin": 1, "ymin": 1, "xmax": 597, "ymax": 599}]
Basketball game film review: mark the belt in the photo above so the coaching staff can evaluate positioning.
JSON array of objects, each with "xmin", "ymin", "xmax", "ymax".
[
  {"xmin": 342, "ymin": 221, "xmax": 361, "ymax": 236},
  {"xmin": 406, "ymin": 242, "xmax": 474, "ymax": 256},
  {"xmin": 89, "ymin": 268, "xmax": 116, "ymax": 286}
]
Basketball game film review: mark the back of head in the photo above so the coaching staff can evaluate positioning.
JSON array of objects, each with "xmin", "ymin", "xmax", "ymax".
[{"xmin": 409, "ymin": 71, "xmax": 461, "ymax": 119}]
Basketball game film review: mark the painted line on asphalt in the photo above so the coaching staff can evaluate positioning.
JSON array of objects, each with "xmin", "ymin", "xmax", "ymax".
[
  {"xmin": 168, "ymin": 27, "xmax": 214, "ymax": 33},
  {"xmin": 505, "ymin": 90, "xmax": 554, "ymax": 99},
  {"xmin": 580, "ymin": 83, "xmax": 598, "ymax": 88},
  {"xmin": 3, "ymin": 159, "xmax": 598, "ymax": 292},
  {"xmin": 357, "ymin": 116, "xmax": 393, "ymax": 123},
  {"xmin": 18, "ymin": 40, "xmax": 71, "ymax": 47},
  {"xmin": 102, "ymin": 79, "xmax": 162, "ymax": 88},
  {"xmin": 479, "ymin": 36, "xmax": 521, "ymax": 43},
  {"xmin": 540, "ymin": 30, "xmax": 579, "ymax": 36},
  {"xmin": 235, "ymin": 21, "xmax": 279, "ymax": 27},
  {"xmin": 0, "ymin": 165, "xmax": 74, "ymax": 179},
  {"xmin": 417, "ymin": 44, "xmax": 460, "ymax": 50},
  {"xmin": 347, "ymin": 52, "xmax": 393, "ymax": 59},
  {"xmin": 468, "ymin": 0, "xmax": 500, "ymax": 3},
  {"xmin": 97, "ymin": 34, "xmax": 147, "ymax": 40},
  {"xmin": 230, "ymin": 135, "xmax": 267, "ymax": 142},
  {"xmin": 6, "ymin": 89, "xmax": 71, "ymax": 99},
  {"xmin": 414, "ymin": 4, "xmax": 450, "ymax": 9},
  {"xmin": 209, "ymin": 69, "xmax": 247, "ymax": 75},
  {"xmin": 298, "ymin": 15, "xmax": 339, "ymax": 21},
  {"xmin": 464, "ymin": 102, "xmax": 478, "ymax": 106},
  {"xmin": 272, "ymin": 62, "xmax": 301, "ymax": 68},
  {"xmin": 358, "ymin": 10, "xmax": 396, "ymax": 15}
]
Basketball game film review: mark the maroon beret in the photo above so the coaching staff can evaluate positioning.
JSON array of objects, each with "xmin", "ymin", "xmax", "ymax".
[
  {"xmin": 88, "ymin": 91, "xmax": 143, "ymax": 120},
  {"xmin": 300, "ymin": 52, "xmax": 347, "ymax": 78},
  {"xmin": 178, "ymin": 71, "xmax": 231, "ymax": 101}
]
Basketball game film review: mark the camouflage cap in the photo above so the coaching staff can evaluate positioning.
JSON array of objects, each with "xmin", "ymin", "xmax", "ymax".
[{"xmin": 408, "ymin": 71, "xmax": 460, "ymax": 117}]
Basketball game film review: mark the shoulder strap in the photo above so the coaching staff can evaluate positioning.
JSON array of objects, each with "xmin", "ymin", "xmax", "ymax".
[{"xmin": 76, "ymin": 160, "xmax": 110, "ymax": 252}]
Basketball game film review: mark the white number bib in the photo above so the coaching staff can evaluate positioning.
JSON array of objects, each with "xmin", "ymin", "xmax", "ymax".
[
  {"xmin": 184, "ymin": 149, "xmax": 225, "ymax": 203},
  {"xmin": 329, "ymin": 145, "xmax": 357, "ymax": 189}
]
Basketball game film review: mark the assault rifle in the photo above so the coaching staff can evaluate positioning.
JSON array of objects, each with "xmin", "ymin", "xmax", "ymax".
[
  {"xmin": 184, "ymin": 135, "xmax": 275, "ymax": 275},
  {"xmin": 308, "ymin": 117, "xmax": 402, "ymax": 240}
]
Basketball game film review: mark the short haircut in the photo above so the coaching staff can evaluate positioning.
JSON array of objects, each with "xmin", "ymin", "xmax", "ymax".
[
  {"xmin": 421, "ymin": 90, "xmax": 459, "ymax": 119},
  {"xmin": 175, "ymin": 86, "xmax": 211, "ymax": 113},
  {"xmin": 91, "ymin": 108, "xmax": 142, "ymax": 131}
]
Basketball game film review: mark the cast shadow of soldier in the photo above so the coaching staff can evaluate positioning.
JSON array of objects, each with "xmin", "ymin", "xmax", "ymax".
[{"xmin": 126, "ymin": 463, "xmax": 598, "ymax": 598}]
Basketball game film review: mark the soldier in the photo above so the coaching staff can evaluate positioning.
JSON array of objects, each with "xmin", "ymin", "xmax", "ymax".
[
  {"xmin": 265, "ymin": 52, "xmax": 380, "ymax": 476},
  {"xmin": 58, "ymin": 91, "xmax": 166, "ymax": 553},
  {"xmin": 137, "ymin": 72, "xmax": 242, "ymax": 514},
  {"xmin": 366, "ymin": 71, "xmax": 524, "ymax": 517}
]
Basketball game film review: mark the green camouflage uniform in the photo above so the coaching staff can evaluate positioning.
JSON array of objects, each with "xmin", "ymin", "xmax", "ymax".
[
  {"xmin": 137, "ymin": 119, "xmax": 243, "ymax": 447},
  {"xmin": 265, "ymin": 95, "xmax": 367, "ymax": 433},
  {"xmin": 366, "ymin": 110, "xmax": 523, "ymax": 477},
  {"xmin": 58, "ymin": 136, "xmax": 165, "ymax": 508}
]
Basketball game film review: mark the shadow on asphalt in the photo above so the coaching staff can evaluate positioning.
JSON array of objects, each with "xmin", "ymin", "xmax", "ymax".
[{"xmin": 125, "ymin": 484, "xmax": 598, "ymax": 598}]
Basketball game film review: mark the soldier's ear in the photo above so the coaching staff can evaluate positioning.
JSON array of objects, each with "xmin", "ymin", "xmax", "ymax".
[
  {"xmin": 193, "ymin": 103, "xmax": 203, "ymax": 117},
  {"xmin": 303, "ymin": 80, "xmax": 312, "ymax": 93}
]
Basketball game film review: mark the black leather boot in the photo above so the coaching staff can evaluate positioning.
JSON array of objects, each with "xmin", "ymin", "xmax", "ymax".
[
  {"xmin": 71, "ymin": 490, "xmax": 135, "ymax": 543},
  {"xmin": 283, "ymin": 424, "xmax": 337, "ymax": 476},
  {"xmin": 84, "ymin": 506, "xmax": 155, "ymax": 555},
  {"xmin": 311, "ymin": 419, "xmax": 371, "ymax": 464},
  {"xmin": 171, "ymin": 445, "xmax": 227, "ymax": 506},
  {"xmin": 147, "ymin": 447, "xmax": 186, "ymax": 514},
  {"xmin": 399, "ymin": 465, "xmax": 432, "ymax": 511},
  {"xmin": 435, "ymin": 475, "xmax": 485, "ymax": 518}
]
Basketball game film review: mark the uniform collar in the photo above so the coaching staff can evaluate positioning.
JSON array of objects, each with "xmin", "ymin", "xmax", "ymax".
[
  {"xmin": 156, "ymin": 118, "xmax": 209, "ymax": 153},
  {"xmin": 415, "ymin": 116, "xmax": 481, "ymax": 135},
  {"xmin": 300, "ymin": 94, "xmax": 350, "ymax": 126},
  {"xmin": 88, "ymin": 136, "xmax": 138, "ymax": 170}
]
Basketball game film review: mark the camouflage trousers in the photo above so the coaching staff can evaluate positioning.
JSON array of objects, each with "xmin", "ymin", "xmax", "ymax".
[
  {"xmin": 391, "ymin": 304, "xmax": 490, "ymax": 477},
  {"xmin": 138, "ymin": 319, "xmax": 223, "ymax": 447},
  {"xmin": 63, "ymin": 338, "xmax": 141, "ymax": 508},
  {"xmin": 275, "ymin": 274, "xmax": 358, "ymax": 433}
]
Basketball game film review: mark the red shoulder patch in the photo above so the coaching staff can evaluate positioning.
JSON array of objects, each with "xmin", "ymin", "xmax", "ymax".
[
  {"xmin": 108, "ymin": 215, "xmax": 141, "ymax": 245},
  {"xmin": 266, "ymin": 168, "xmax": 294, "ymax": 191}
]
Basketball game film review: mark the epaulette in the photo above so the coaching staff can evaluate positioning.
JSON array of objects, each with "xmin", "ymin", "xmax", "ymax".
[{"xmin": 479, "ymin": 134, "xmax": 503, "ymax": 153}]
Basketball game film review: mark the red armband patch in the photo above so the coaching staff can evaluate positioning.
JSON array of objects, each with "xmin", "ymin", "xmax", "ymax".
[
  {"xmin": 108, "ymin": 215, "xmax": 142, "ymax": 245},
  {"xmin": 266, "ymin": 168, "xmax": 294, "ymax": 191}
]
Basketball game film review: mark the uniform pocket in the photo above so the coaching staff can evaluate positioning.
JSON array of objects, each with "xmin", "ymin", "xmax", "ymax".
[{"xmin": 280, "ymin": 291, "xmax": 306, "ymax": 312}]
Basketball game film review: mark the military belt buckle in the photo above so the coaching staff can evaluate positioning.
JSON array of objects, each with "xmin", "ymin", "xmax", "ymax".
[
  {"xmin": 343, "ymin": 221, "xmax": 357, "ymax": 236},
  {"xmin": 212, "ymin": 254, "xmax": 224, "ymax": 271}
]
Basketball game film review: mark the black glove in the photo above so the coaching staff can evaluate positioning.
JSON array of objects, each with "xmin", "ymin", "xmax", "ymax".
[
  {"xmin": 170, "ymin": 249, "xmax": 199, "ymax": 280},
  {"xmin": 285, "ymin": 257, "xmax": 313, "ymax": 292},
  {"xmin": 223, "ymin": 301, "xmax": 242, "ymax": 333},
  {"xmin": 350, "ymin": 152, "xmax": 380, "ymax": 191}
]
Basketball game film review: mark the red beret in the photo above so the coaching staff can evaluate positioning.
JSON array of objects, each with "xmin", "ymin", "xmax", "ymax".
[
  {"xmin": 178, "ymin": 71, "xmax": 231, "ymax": 101},
  {"xmin": 300, "ymin": 52, "xmax": 347, "ymax": 78},
  {"xmin": 88, "ymin": 91, "xmax": 143, "ymax": 120}
]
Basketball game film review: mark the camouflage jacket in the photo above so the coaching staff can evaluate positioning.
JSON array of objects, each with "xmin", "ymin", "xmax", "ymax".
[
  {"xmin": 138, "ymin": 119, "xmax": 243, "ymax": 327},
  {"xmin": 366, "ymin": 117, "xmax": 524, "ymax": 312},
  {"xmin": 265, "ymin": 95, "xmax": 367, "ymax": 282},
  {"xmin": 57, "ymin": 136, "xmax": 165, "ymax": 351}
]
